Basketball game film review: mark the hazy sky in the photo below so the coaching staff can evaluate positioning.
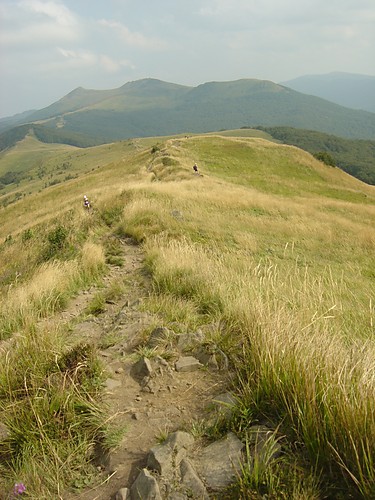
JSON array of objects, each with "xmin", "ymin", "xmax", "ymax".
[{"xmin": 1, "ymin": 0, "xmax": 374, "ymax": 117}]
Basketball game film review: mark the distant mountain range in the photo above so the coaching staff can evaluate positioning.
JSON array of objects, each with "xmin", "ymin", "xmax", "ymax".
[
  {"xmin": 1, "ymin": 77, "xmax": 375, "ymax": 146},
  {"xmin": 281, "ymin": 72, "xmax": 375, "ymax": 113}
]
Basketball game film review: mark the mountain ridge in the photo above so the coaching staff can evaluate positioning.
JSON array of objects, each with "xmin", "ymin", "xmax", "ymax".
[{"xmin": 1, "ymin": 77, "xmax": 375, "ymax": 141}]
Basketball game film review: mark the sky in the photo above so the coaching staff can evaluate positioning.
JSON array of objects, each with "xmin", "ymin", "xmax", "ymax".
[{"xmin": 1, "ymin": 0, "xmax": 375, "ymax": 118}]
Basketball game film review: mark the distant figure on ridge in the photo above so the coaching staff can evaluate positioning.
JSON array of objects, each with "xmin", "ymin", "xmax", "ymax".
[
  {"xmin": 193, "ymin": 162, "xmax": 199, "ymax": 174},
  {"xmin": 83, "ymin": 195, "xmax": 91, "ymax": 210}
]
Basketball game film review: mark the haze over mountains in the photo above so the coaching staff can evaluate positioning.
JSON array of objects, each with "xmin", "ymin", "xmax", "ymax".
[
  {"xmin": 281, "ymin": 72, "xmax": 375, "ymax": 113},
  {"xmin": 1, "ymin": 75, "xmax": 375, "ymax": 145}
]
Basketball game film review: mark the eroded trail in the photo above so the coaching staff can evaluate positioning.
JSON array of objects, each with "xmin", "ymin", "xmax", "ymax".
[{"xmin": 61, "ymin": 237, "xmax": 227, "ymax": 499}]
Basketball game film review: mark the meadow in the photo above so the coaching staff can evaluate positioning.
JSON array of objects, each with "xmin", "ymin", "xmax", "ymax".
[{"xmin": 0, "ymin": 132, "xmax": 374, "ymax": 498}]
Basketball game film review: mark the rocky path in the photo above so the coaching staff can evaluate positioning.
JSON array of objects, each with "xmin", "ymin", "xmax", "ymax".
[{"xmin": 60, "ymin": 237, "xmax": 239, "ymax": 499}]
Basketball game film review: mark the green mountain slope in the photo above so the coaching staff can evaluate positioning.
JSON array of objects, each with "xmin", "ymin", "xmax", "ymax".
[
  {"xmin": 26, "ymin": 79, "xmax": 192, "ymax": 121},
  {"xmin": 0, "ymin": 124, "xmax": 103, "ymax": 153},
  {"xmin": 55, "ymin": 79, "xmax": 375, "ymax": 140},
  {"xmin": 0, "ymin": 110, "xmax": 36, "ymax": 133},
  {"xmin": 2, "ymin": 78, "xmax": 375, "ymax": 142},
  {"xmin": 0, "ymin": 132, "xmax": 139, "ymax": 202}
]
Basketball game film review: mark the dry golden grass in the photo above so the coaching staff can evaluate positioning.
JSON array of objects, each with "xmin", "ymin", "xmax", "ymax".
[
  {"xmin": 142, "ymin": 225, "xmax": 374, "ymax": 495},
  {"xmin": 119, "ymin": 136, "xmax": 374, "ymax": 495},
  {"xmin": 1, "ymin": 133, "xmax": 374, "ymax": 497},
  {"xmin": 0, "ymin": 242, "xmax": 105, "ymax": 339}
]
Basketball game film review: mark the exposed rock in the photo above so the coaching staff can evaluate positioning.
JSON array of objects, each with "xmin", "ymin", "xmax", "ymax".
[
  {"xmin": 177, "ymin": 331, "xmax": 205, "ymax": 352},
  {"xmin": 194, "ymin": 432, "xmax": 244, "ymax": 491},
  {"xmin": 194, "ymin": 347, "xmax": 219, "ymax": 371},
  {"xmin": 213, "ymin": 348, "xmax": 229, "ymax": 370},
  {"xmin": 147, "ymin": 431, "xmax": 194, "ymax": 476},
  {"xmin": 131, "ymin": 357, "xmax": 153, "ymax": 380},
  {"xmin": 167, "ymin": 493, "xmax": 188, "ymax": 500},
  {"xmin": 199, "ymin": 322, "xmax": 221, "ymax": 336},
  {"xmin": 212, "ymin": 392, "xmax": 237, "ymax": 419},
  {"xmin": 115, "ymin": 487, "xmax": 130, "ymax": 499},
  {"xmin": 155, "ymin": 355, "xmax": 169, "ymax": 367},
  {"xmin": 147, "ymin": 327, "xmax": 172, "ymax": 348},
  {"xmin": 175, "ymin": 356, "xmax": 203, "ymax": 373},
  {"xmin": 130, "ymin": 468, "xmax": 162, "ymax": 500},
  {"xmin": 167, "ymin": 431, "xmax": 195, "ymax": 465},
  {"xmin": 180, "ymin": 458, "xmax": 209, "ymax": 499},
  {"xmin": 166, "ymin": 431, "xmax": 195, "ymax": 451},
  {"xmin": 141, "ymin": 379, "xmax": 157, "ymax": 394},
  {"xmin": 147, "ymin": 441, "xmax": 174, "ymax": 476},
  {"xmin": 171, "ymin": 210, "xmax": 184, "ymax": 220}
]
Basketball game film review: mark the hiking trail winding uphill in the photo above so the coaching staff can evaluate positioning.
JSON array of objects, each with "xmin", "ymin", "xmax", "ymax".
[{"xmin": 59, "ymin": 237, "xmax": 229, "ymax": 499}]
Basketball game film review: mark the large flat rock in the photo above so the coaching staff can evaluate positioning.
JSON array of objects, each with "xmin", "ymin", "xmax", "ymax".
[{"xmin": 194, "ymin": 432, "xmax": 244, "ymax": 491}]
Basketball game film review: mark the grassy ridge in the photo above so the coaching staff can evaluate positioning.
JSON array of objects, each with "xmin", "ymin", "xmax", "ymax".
[
  {"xmin": 0, "ymin": 136, "xmax": 141, "ymax": 205},
  {"xmin": 0, "ymin": 134, "xmax": 374, "ymax": 497},
  {"xmin": 121, "ymin": 136, "xmax": 375, "ymax": 496},
  {"xmin": 258, "ymin": 126, "xmax": 375, "ymax": 185}
]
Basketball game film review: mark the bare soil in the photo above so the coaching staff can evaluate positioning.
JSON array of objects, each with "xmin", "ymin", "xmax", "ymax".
[{"xmin": 61, "ymin": 237, "xmax": 227, "ymax": 499}]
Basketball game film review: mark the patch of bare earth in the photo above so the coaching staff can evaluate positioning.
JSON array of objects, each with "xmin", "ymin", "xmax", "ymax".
[{"xmin": 62, "ymin": 238, "xmax": 228, "ymax": 499}]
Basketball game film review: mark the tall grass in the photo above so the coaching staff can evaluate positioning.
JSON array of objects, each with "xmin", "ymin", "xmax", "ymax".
[
  {"xmin": 141, "ymin": 233, "xmax": 374, "ymax": 496},
  {"xmin": 0, "ymin": 237, "xmax": 108, "ymax": 496},
  {"xmin": 0, "ymin": 323, "xmax": 112, "ymax": 498},
  {"xmin": 0, "ymin": 242, "xmax": 105, "ymax": 340},
  {"xmin": 1, "ymin": 133, "xmax": 374, "ymax": 497},
  {"xmin": 120, "ymin": 139, "xmax": 374, "ymax": 497}
]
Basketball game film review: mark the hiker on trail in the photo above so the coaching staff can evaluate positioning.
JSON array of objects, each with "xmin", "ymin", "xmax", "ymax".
[
  {"xmin": 193, "ymin": 162, "xmax": 199, "ymax": 174},
  {"xmin": 83, "ymin": 195, "xmax": 91, "ymax": 210}
]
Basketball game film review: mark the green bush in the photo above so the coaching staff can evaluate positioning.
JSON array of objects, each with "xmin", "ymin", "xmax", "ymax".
[
  {"xmin": 161, "ymin": 156, "xmax": 178, "ymax": 166},
  {"xmin": 22, "ymin": 229, "xmax": 33, "ymax": 242},
  {"xmin": 43, "ymin": 225, "xmax": 68, "ymax": 260},
  {"xmin": 313, "ymin": 151, "xmax": 336, "ymax": 166},
  {"xmin": 100, "ymin": 205, "xmax": 124, "ymax": 227}
]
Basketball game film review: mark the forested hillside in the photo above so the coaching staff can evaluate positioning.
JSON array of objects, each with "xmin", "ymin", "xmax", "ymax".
[
  {"xmin": 0, "ymin": 124, "xmax": 103, "ymax": 153},
  {"xmin": 2, "ymin": 78, "xmax": 375, "ymax": 143}
]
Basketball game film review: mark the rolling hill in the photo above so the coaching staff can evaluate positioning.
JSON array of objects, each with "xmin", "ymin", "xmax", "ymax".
[
  {"xmin": 1, "ymin": 78, "xmax": 375, "ymax": 142},
  {"xmin": 281, "ymin": 72, "xmax": 375, "ymax": 113},
  {"xmin": 0, "ymin": 133, "xmax": 374, "ymax": 498},
  {"xmin": 257, "ymin": 126, "xmax": 375, "ymax": 185}
]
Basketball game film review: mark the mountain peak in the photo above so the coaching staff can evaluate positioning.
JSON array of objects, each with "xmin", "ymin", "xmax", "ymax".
[{"xmin": 1, "ymin": 76, "xmax": 375, "ymax": 142}]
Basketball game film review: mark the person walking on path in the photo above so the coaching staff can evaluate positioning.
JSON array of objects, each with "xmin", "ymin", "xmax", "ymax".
[{"xmin": 83, "ymin": 195, "xmax": 91, "ymax": 210}]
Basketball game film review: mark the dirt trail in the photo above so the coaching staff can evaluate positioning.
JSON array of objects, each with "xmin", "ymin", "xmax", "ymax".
[{"xmin": 60, "ymin": 237, "xmax": 226, "ymax": 499}]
